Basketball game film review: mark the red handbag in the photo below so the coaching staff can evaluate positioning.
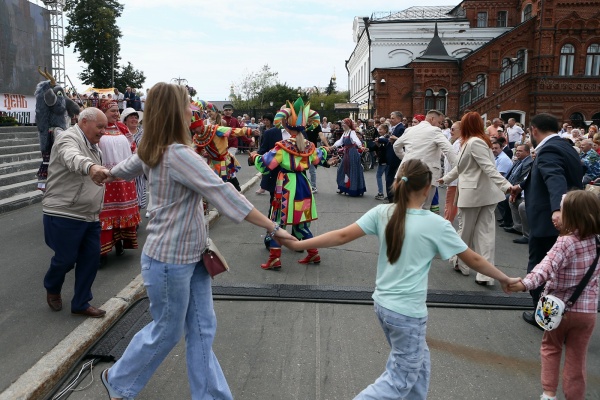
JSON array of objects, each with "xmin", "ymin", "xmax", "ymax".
[{"xmin": 202, "ymin": 238, "xmax": 229, "ymax": 278}]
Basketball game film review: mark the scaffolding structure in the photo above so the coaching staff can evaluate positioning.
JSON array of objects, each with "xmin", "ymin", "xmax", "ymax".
[{"xmin": 42, "ymin": 0, "xmax": 66, "ymax": 86}]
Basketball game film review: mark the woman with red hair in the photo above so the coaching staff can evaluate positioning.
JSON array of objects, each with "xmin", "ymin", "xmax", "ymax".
[{"xmin": 439, "ymin": 112, "xmax": 511, "ymax": 286}]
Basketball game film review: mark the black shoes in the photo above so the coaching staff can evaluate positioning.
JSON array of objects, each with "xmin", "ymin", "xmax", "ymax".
[
  {"xmin": 503, "ymin": 227, "xmax": 521, "ymax": 234},
  {"xmin": 513, "ymin": 236, "xmax": 529, "ymax": 244},
  {"xmin": 522, "ymin": 311, "xmax": 544, "ymax": 331}
]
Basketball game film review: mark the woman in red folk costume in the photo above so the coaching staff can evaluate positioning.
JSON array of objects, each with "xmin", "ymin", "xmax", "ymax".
[
  {"xmin": 190, "ymin": 101, "xmax": 254, "ymax": 191},
  {"xmin": 249, "ymin": 98, "xmax": 334, "ymax": 270},
  {"xmin": 98, "ymin": 100, "xmax": 141, "ymax": 262}
]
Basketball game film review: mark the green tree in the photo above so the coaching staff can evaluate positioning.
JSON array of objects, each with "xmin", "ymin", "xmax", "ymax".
[
  {"xmin": 64, "ymin": 0, "xmax": 123, "ymax": 87},
  {"xmin": 232, "ymin": 65, "xmax": 278, "ymax": 109},
  {"xmin": 113, "ymin": 62, "xmax": 146, "ymax": 91},
  {"xmin": 260, "ymin": 83, "xmax": 303, "ymax": 109},
  {"xmin": 325, "ymin": 77, "xmax": 337, "ymax": 95}
]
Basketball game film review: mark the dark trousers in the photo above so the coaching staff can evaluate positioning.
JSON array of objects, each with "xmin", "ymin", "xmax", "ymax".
[
  {"xmin": 386, "ymin": 157, "xmax": 401, "ymax": 201},
  {"xmin": 497, "ymin": 195, "xmax": 513, "ymax": 225},
  {"xmin": 43, "ymin": 215, "xmax": 101, "ymax": 312},
  {"xmin": 227, "ymin": 177, "xmax": 241, "ymax": 191},
  {"xmin": 527, "ymin": 235, "xmax": 558, "ymax": 307}
]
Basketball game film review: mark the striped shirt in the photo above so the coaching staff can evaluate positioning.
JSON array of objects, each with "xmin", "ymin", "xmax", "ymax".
[
  {"xmin": 523, "ymin": 234, "xmax": 600, "ymax": 313},
  {"xmin": 111, "ymin": 144, "xmax": 253, "ymax": 264}
]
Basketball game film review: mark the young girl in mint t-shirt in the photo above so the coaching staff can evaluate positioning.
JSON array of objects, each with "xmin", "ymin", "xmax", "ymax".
[{"xmin": 284, "ymin": 159, "xmax": 518, "ymax": 399}]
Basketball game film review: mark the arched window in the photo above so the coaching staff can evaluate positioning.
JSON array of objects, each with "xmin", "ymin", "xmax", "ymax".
[
  {"xmin": 585, "ymin": 43, "xmax": 600, "ymax": 76},
  {"xmin": 459, "ymin": 83, "xmax": 471, "ymax": 110},
  {"xmin": 425, "ymin": 89, "xmax": 447, "ymax": 114},
  {"xmin": 559, "ymin": 44, "xmax": 575, "ymax": 76},
  {"xmin": 436, "ymin": 89, "xmax": 447, "ymax": 115},
  {"xmin": 424, "ymin": 89, "xmax": 435, "ymax": 113},
  {"xmin": 523, "ymin": 4, "xmax": 532, "ymax": 22},
  {"xmin": 569, "ymin": 112, "xmax": 585, "ymax": 129},
  {"xmin": 500, "ymin": 50, "xmax": 526, "ymax": 86},
  {"xmin": 473, "ymin": 74, "xmax": 486, "ymax": 101}
]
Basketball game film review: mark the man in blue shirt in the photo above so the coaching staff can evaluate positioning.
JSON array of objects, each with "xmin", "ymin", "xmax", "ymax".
[{"xmin": 492, "ymin": 141, "xmax": 512, "ymax": 177}]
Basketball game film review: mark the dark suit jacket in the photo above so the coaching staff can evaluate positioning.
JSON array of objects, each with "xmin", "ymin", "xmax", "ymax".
[
  {"xmin": 387, "ymin": 123, "xmax": 405, "ymax": 166},
  {"xmin": 502, "ymin": 145, "xmax": 513, "ymax": 159},
  {"xmin": 507, "ymin": 155, "xmax": 533, "ymax": 185},
  {"xmin": 521, "ymin": 136, "xmax": 583, "ymax": 238},
  {"xmin": 258, "ymin": 127, "xmax": 283, "ymax": 193}
]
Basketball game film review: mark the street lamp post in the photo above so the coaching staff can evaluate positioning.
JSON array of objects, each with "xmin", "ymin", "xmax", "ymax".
[{"xmin": 171, "ymin": 77, "xmax": 188, "ymax": 86}]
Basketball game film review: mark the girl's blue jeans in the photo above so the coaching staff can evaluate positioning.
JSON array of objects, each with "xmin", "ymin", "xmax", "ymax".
[
  {"xmin": 376, "ymin": 164, "xmax": 389, "ymax": 194},
  {"xmin": 354, "ymin": 303, "xmax": 430, "ymax": 400}
]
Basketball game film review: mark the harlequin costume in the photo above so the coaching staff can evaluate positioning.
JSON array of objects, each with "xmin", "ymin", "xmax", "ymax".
[
  {"xmin": 249, "ymin": 98, "xmax": 330, "ymax": 270},
  {"xmin": 190, "ymin": 101, "xmax": 253, "ymax": 191},
  {"xmin": 98, "ymin": 100, "xmax": 141, "ymax": 256}
]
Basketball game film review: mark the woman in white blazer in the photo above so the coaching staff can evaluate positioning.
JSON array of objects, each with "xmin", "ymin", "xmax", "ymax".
[{"xmin": 439, "ymin": 112, "xmax": 511, "ymax": 285}]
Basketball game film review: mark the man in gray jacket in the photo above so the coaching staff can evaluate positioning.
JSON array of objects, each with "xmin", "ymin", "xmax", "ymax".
[{"xmin": 43, "ymin": 107, "xmax": 109, "ymax": 318}]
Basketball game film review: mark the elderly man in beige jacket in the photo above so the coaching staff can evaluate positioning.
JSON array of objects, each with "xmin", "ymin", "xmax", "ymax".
[{"xmin": 393, "ymin": 109, "xmax": 457, "ymax": 209}]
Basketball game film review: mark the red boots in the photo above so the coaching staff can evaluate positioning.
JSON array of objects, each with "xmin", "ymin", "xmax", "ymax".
[
  {"xmin": 297, "ymin": 249, "xmax": 321, "ymax": 264},
  {"xmin": 261, "ymin": 248, "xmax": 282, "ymax": 270}
]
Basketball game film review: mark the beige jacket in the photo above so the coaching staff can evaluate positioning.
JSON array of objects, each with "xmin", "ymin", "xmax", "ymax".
[
  {"xmin": 441, "ymin": 137, "xmax": 511, "ymax": 207},
  {"xmin": 393, "ymin": 121, "xmax": 457, "ymax": 185},
  {"xmin": 42, "ymin": 125, "xmax": 104, "ymax": 221}
]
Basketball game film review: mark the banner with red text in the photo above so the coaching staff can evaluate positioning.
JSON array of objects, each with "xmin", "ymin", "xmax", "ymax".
[{"xmin": 1, "ymin": 93, "xmax": 36, "ymax": 125}]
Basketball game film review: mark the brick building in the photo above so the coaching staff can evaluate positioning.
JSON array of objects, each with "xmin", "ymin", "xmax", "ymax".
[{"xmin": 363, "ymin": 0, "xmax": 600, "ymax": 127}]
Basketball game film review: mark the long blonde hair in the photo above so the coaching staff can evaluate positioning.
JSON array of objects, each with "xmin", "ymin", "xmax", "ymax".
[{"xmin": 137, "ymin": 83, "xmax": 191, "ymax": 167}]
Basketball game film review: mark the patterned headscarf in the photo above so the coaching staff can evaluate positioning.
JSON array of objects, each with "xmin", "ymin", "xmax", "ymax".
[
  {"xmin": 342, "ymin": 118, "xmax": 354, "ymax": 130},
  {"xmin": 99, "ymin": 100, "xmax": 118, "ymax": 113},
  {"xmin": 413, "ymin": 114, "xmax": 425, "ymax": 122},
  {"xmin": 274, "ymin": 97, "xmax": 320, "ymax": 133}
]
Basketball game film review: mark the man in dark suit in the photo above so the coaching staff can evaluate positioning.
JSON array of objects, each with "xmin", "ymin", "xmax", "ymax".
[
  {"xmin": 385, "ymin": 111, "xmax": 405, "ymax": 202},
  {"xmin": 498, "ymin": 143, "xmax": 533, "ymax": 229},
  {"xmin": 510, "ymin": 113, "xmax": 583, "ymax": 329}
]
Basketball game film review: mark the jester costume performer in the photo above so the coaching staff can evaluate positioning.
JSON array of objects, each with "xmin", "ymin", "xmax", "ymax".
[
  {"xmin": 249, "ymin": 98, "xmax": 330, "ymax": 270},
  {"xmin": 98, "ymin": 100, "xmax": 141, "ymax": 257},
  {"xmin": 190, "ymin": 101, "xmax": 253, "ymax": 191}
]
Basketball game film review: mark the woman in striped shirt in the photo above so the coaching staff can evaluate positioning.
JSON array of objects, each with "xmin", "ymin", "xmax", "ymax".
[{"xmin": 100, "ymin": 82, "xmax": 296, "ymax": 400}]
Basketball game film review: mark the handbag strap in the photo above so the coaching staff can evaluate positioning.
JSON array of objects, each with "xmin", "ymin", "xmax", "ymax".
[{"xmin": 566, "ymin": 236, "xmax": 600, "ymax": 308}]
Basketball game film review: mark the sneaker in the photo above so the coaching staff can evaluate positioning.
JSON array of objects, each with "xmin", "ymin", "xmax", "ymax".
[
  {"xmin": 311, "ymin": 187, "xmax": 318, "ymax": 193},
  {"xmin": 382, "ymin": 199, "xmax": 390, "ymax": 204},
  {"xmin": 540, "ymin": 394, "xmax": 556, "ymax": 400},
  {"xmin": 374, "ymin": 193, "xmax": 384, "ymax": 200}
]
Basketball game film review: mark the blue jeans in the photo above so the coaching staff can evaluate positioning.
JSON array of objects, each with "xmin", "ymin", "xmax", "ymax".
[
  {"xmin": 376, "ymin": 164, "xmax": 389, "ymax": 194},
  {"xmin": 107, "ymin": 253, "xmax": 232, "ymax": 399},
  {"xmin": 354, "ymin": 303, "xmax": 430, "ymax": 400},
  {"xmin": 308, "ymin": 163, "xmax": 317, "ymax": 189}
]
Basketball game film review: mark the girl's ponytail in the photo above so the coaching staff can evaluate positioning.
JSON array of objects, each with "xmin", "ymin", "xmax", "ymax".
[{"xmin": 385, "ymin": 159, "xmax": 432, "ymax": 263}]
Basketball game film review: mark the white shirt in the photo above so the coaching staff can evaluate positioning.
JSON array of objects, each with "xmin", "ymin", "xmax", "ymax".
[
  {"xmin": 506, "ymin": 125, "xmax": 524, "ymax": 143},
  {"xmin": 534, "ymin": 133, "xmax": 559, "ymax": 150},
  {"xmin": 140, "ymin": 95, "xmax": 147, "ymax": 111}
]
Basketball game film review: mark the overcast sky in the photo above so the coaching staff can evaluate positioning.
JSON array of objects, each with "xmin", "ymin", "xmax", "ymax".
[{"xmin": 57, "ymin": 0, "xmax": 453, "ymax": 100}]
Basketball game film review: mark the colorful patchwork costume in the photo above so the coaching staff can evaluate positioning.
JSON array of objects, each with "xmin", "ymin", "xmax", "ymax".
[
  {"xmin": 250, "ymin": 98, "xmax": 330, "ymax": 269},
  {"xmin": 190, "ymin": 101, "xmax": 253, "ymax": 191}
]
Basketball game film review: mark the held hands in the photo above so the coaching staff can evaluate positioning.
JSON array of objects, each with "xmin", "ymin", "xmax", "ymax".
[
  {"xmin": 272, "ymin": 227, "xmax": 298, "ymax": 243},
  {"xmin": 508, "ymin": 185, "xmax": 522, "ymax": 202},
  {"xmin": 498, "ymin": 277, "xmax": 524, "ymax": 294},
  {"xmin": 437, "ymin": 178, "xmax": 445, "ymax": 185},
  {"xmin": 89, "ymin": 165, "xmax": 113, "ymax": 186},
  {"xmin": 552, "ymin": 210, "xmax": 562, "ymax": 230}
]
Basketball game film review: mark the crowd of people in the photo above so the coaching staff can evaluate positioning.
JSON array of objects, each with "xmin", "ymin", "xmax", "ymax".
[{"xmin": 38, "ymin": 82, "xmax": 599, "ymax": 400}]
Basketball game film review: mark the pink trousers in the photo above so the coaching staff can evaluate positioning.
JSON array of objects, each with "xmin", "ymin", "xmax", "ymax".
[{"xmin": 540, "ymin": 311, "xmax": 596, "ymax": 400}]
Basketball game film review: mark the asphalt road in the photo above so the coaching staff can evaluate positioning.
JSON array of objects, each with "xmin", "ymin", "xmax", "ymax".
[{"xmin": 1, "ymin": 156, "xmax": 599, "ymax": 399}]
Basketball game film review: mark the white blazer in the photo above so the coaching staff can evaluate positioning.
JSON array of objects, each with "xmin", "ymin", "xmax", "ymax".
[
  {"xmin": 441, "ymin": 137, "xmax": 511, "ymax": 207},
  {"xmin": 393, "ymin": 121, "xmax": 457, "ymax": 185}
]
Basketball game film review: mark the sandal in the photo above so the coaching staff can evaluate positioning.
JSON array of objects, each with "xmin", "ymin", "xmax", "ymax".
[{"xmin": 101, "ymin": 368, "xmax": 130, "ymax": 400}]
